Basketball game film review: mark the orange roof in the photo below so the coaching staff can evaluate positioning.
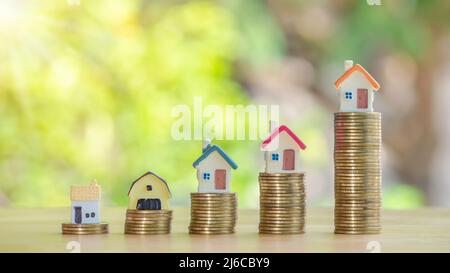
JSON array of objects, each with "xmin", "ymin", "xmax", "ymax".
[{"xmin": 335, "ymin": 64, "xmax": 380, "ymax": 90}]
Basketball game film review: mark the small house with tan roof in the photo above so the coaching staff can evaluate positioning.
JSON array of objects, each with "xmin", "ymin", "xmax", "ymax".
[
  {"xmin": 335, "ymin": 60, "xmax": 381, "ymax": 112},
  {"xmin": 71, "ymin": 180, "xmax": 101, "ymax": 224}
]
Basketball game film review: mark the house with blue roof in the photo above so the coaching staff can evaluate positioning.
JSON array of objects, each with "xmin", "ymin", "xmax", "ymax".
[{"xmin": 192, "ymin": 140, "xmax": 238, "ymax": 193}]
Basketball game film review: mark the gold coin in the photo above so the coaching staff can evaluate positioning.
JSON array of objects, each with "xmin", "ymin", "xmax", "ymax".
[
  {"xmin": 334, "ymin": 213, "xmax": 380, "ymax": 217},
  {"xmin": 189, "ymin": 231, "xmax": 234, "ymax": 235},
  {"xmin": 261, "ymin": 194, "xmax": 306, "ymax": 199},
  {"xmin": 259, "ymin": 225, "xmax": 304, "ymax": 230},
  {"xmin": 259, "ymin": 231, "xmax": 304, "ymax": 235},
  {"xmin": 61, "ymin": 223, "xmax": 108, "ymax": 228},
  {"xmin": 124, "ymin": 221, "xmax": 171, "ymax": 226},
  {"xmin": 190, "ymin": 203, "xmax": 237, "ymax": 208},
  {"xmin": 191, "ymin": 196, "xmax": 237, "ymax": 200},
  {"xmin": 189, "ymin": 225, "xmax": 235, "ymax": 229},
  {"xmin": 334, "ymin": 181, "xmax": 382, "ymax": 185},
  {"xmin": 190, "ymin": 220, "xmax": 236, "ymax": 225},
  {"xmin": 62, "ymin": 231, "xmax": 109, "ymax": 235},
  {"xmin": 125, "ymin": 226, "xmax": 170, "ymax": 232},
  {"xmin": 190, "ymin": 207, "xmax": 236, "ymax": 212},
  {"xmin": 126, "ymin": 209, "xmax": 172, "ymax": 214},
  {"xmin": 126, "ymin": 213, "xmax": 173, "ymax": 217},
  {"xmin": 259, "ymin": 184, "xmax": 304, "ymax": 187},
  {"xmin": 260, "ymin": 214, "xmax": 305, "ymax": 219},
  {"xmin": 335, "ymin": 137, "xmax": 381, "ymax": 141},
  {"xmin": 61, "ymin": 226, "xmax": 109, "ymax": 230},
  {"xmin": 335, "ymin": 183, "xmax": 381, "ymax": 187},
  {"xmin": 190, "ymin": 215, "xmax": 235, "ymax": 219},
  {"xmin": 335, "ymin": 226, "xmax": 381, "ymax": 230},
  {"xmin": 189, "ymin": 224, "xmax": 235, "ymax": 229},
  {"xmin": 334, "ymin": 153, "xmax": 381, "ymax": 157},
  {"xmin": 124, "ymin": 220, "xmax": 171, "ymax": 224},
  {"xmin": 61, "ymin": 226, "xmax": 108, "ymax": 229},
  {"xmin": 260, "ymin": 220, "xmax": 305, "ymax": 225},
  {"xmin": 125, "ymin": 231, "xmax": 170, "ymax": 235},
  {"xmin": 260, "ymin": 210, "xmax": 305, "ymax": 215},
  {"xmin": 259, "ymin": 172, "xmax": 304, "ymax": 176},
  {"xmin": 125, "ymin": 216, "xmax": 172, "ymax": 220},
  {"xmin": 260, "ymin": 194, "xmax": 306, "ymax": 198},
  {"xmin": 190, "ymin": 217, "xmax": 237, "ymax": 221},
  {"xmin": 259, "ymin": 179, "xmax": 304, "ymax": 183},
  {"xmin": 260, "ymin": 208, "xmax": 305, "ymax": 212}
]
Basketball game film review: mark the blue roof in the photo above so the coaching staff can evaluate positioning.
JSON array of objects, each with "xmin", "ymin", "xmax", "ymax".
[{"xmin": 192, "ymin": 145, "xmax": 238, "ymax": 169}]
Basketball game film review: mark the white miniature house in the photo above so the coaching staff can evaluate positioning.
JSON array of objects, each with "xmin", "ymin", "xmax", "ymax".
[
  {"xmin": 70, "ymin": 180, "xmax": 101, "ymax": 224},
  {"xmin": 261, "ymin": 122, "xmax": 307, "ymax": 173},
  {"xmin": 192, "ymin": 140, "xmax": 238, "ymax": 193},
  {"xmin": 335, "ymin": 60, "xmax": 381, "ymax": 112}
]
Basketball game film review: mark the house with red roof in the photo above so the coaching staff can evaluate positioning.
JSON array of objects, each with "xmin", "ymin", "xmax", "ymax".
[
  {"xmin": 335, "ymin": 60, "xmax": 380, "ymax": 112},
  {"xmin": 261, "ymin": 122, "xmax": 306, "ymax": 173}
]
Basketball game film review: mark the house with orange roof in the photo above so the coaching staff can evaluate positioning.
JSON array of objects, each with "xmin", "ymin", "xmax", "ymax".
[
  {"xmin": 335, "ymin": 60, "xmax": 381, "ymax": 112},
  {"xmin": 261, "ymin": 121, "xmax": 307, "ymax": 173},
  {"xmin": 70, "ymin": 180, "xmax": 101, "ymax": 224}
]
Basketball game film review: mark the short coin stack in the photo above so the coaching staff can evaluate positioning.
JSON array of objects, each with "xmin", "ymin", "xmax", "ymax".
[
  {"xmin": 259, "ymin": 172, "xmax": 306, "ymax": 234},
  {"xmin": 61, "ymin": 223, "xmax": 108, "ymax": 235},
  {"xmin": 189, "ymin": 193, "xmax": 237, "ymax": 235},
  {"xmin": 334, "ymin": 112, "xmax": 382, "ymax": 234},
  {"xmin": 124, "ymin": 209, "xmax": 172, "ymax": 235}
]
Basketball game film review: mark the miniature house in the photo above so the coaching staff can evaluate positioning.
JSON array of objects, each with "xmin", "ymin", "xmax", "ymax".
[
  {"xmin": 71, "ymin": 180, "xmax": 101, "ymax": 224},
  {"xmin": 261, "ymin": 122, "xmax": 307, "ymax": 173},
  {"xmin": 192, "ymin": 140, "xmax": 238, "ymax": 193},
  {"xmin": 335, "ymin": 60, "xmax": 381, "ymax": 112},
  {"xmin": 128, "ymin": 172, "xmax": 172, "ymax": 210}
]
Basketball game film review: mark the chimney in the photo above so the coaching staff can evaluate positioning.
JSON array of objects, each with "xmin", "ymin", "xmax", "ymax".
[
  {"xmin": 344, "ymin": 60, "xmax": 354, "ymax": 71},
  {"xmin": 202, "ymin": 139, "xmax": 211, "ymax": 153},
  {"xmin": 269, "ymin": 120, "xmax": 278, "ymax": 132}
]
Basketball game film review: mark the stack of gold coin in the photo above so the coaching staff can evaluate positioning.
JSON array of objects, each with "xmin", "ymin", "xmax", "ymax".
[
  {"xmin": 334, "ymin": 112, "xmax": 382, "ymax": 234},
  {"xmin": 189, "ymin": 193, "xmax": 237, "ymax": 235},
  {"xmin": 259, "ymin": 172, "xmax": 306, "ymax": 234},
  {"xmin": 124, "ymin": 209, "xmax": 172, "ymax": 235},
  {"xmin": 61, "ymin": 223, "xmax": 109, "ymax": 235}
]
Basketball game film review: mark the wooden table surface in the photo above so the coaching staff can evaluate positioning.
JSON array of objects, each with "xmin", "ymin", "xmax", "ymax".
[{"xmin": 0, "ymin": 207, "xmax": 449, "ymax": 253}]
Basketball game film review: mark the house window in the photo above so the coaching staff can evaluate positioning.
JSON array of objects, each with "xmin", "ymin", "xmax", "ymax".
[
  {"xmin": 345, "ymin": 92, "xmax": 353, "ymax": 100},
  {"xmin": 146, "ymin": 185, "xmax": 152, "ymax": 191},
  {"xmin": 91, "ymin": 212, "xmax": 95, "ymax": 218},
  {"xmin": 272, "ymin": 153, "xmax": 279, "ymax": 161},
  {"xmin": 85, "ymin": 213, "xmax": 90, "ymax": 218},
  {"xmin": 203, "ymin": 173, "xmax": 211, "ymax": 180}
]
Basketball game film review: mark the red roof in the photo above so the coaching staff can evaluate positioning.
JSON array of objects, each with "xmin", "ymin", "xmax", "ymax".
[
  {"xmin": 261, "ymin": 125, "xmax": 307, "ymax": 150},
  {"xmin": 335, "ymin": 64, "xmax": 380, "ymax": 90}
]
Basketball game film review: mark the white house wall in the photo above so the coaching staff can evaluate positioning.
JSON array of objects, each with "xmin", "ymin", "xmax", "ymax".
[
  {"xmin": 196, "ymin": 151, "xmax": 232, "ymax": 193},
  {"xmin": 339, "ymin": 72, "xmax": 374, "ymax": 112},
  {"xmin": 71, "ymin": 200, "xmax": 100, "ymax": 224},
  {"xmin": 263, "ymin": 132, "xmax": 302, "ymax": 173}
]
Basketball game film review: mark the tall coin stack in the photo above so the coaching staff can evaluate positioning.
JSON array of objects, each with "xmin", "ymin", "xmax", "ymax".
[
  {"xmin": 189, "ymin": 193, "xmax": 237, "ymax": 235},
  {"xmin": 124, "ymin": 209, "xmax": 172, "ymax": 235},
  {"xmin": 259, "ymin": 172, "xmax": 306, "ymax": 234},
  {"xmin": 334, "ymin": 112, "xmax": 382, "ymax": 234}
]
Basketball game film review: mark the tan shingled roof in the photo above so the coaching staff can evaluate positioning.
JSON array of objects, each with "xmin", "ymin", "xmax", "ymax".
[{"xmin": 71, "ymin": 180, "xmax": 101, "ymax": 201}]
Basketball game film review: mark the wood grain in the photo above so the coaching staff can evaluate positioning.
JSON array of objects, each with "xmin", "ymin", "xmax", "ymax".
[{"xmin": 0, "ymin": 207, "xmax": 449, "ymax": 252}]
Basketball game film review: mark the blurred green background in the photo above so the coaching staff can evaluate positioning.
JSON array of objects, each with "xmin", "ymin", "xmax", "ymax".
[{"xmin": 1, "ymin": 0, "xmax": 450, "ymax": 209}]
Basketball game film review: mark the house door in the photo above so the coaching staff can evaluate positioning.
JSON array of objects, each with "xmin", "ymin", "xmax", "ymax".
[
  {"xmin": 215, "ymin": 170, "xmax": 226, "ymax": 190},
  {"xmin": 357, "ymin": 89, "xmax": 368, "ymax": 109},
  {"xmin": 137, "ymin": 198, "xmax": 161, "ymax": 210},
  {"xmin": 74, "ymin": 206, "xmax": 82, "ymax": 224},
  {"xmin": 283, "ymin": 149, "xmax": 295, "ymax": 170}
]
